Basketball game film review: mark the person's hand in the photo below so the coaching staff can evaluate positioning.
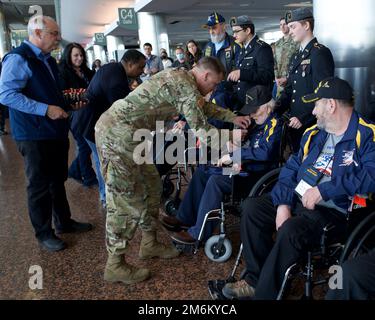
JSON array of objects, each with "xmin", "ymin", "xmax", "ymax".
[
  {"xmin": 276, "ymin": 77, "xmax": 287, "ymax": 87},
  {"xmin": 289, "ymin": 117, "xmax": 303, "ymax": 129},
  {"xmin": 70, "ymin": 101, "xmax": 88, "ymax": 111},
  {"xmin": 217, "ymin": 154, "xmax": 233, "ymax": 167},
  {"xmin": 227, "ymin": 70, "xmax": 241, "ymax": 82},
  {"xmin": 233, "ymin": 116, "xmax": 251, "ymax": 129},
  {"xmin": 302, "ymin": 187, "xmax": 323, "ymax": 210},
  {"xmin": 151, "ymin": 68, "xmax": 158, "ymax": 74},
  {"xmin": 47, "ymin": 105, "xmax": 69, "ymax": 120},
  {"xmin": 276, "ymin": 205, "xmax": 292, "ymax": 230}
]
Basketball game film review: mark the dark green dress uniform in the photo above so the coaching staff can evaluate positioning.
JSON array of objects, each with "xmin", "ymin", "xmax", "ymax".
[
  {"xmin": 234, "ymin": 35, "xmax": 275, "ymax": 108},
  {"xmin": 277, "ymin": 37, "xmax": 335, "ymax": 152}
]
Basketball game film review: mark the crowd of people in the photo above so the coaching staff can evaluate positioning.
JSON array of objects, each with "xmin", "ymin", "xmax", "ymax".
[{"xmin": 0, "ymin": 7, "xmax": 374, "ymax": 301}]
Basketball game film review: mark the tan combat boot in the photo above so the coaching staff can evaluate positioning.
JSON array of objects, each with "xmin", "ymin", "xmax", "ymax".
[
  {"xmin": 104, "ymin": 254, "xmax": 151, "ymax": 284},
  {"xmin": 139, "ymin": 230, "xmax": 180, "ymax": 260}
]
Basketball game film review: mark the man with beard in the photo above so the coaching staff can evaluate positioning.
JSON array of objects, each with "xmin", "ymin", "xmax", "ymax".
[
  {"xmin": 203, "ymin": 12, "xmax": 240, "ymax": 77},
  {"xmin": 222, "ymin": 77, "xmax": 375, "ymax": 300}
]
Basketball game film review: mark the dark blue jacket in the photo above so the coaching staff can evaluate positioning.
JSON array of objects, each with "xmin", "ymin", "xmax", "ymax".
[
  {"xmin": 79, "ymin": 62, "xmax": 130, "ymax": 142},
  {"xmin": 204, "ymin": 33, "xmax": 240, "ymax": 77},
  {"xmin": 239, "ymin": 113, "xmax": 282, "ymax": 172},
  {"xmin": 4, "ymin": 43, "xmax": 67, "ymax": 140},
  {"xmin": 272, "ymin": 111, "xmax": 375, "ymax": 213}
]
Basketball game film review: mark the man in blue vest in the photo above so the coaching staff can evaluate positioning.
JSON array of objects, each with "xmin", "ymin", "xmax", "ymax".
[
  {"xmin": 222, "ymin": 77, "xmax": 375, "ymax": 300},
  {"xmin": 0, "ymin": 16, "xmax": 92, "ymax": 252}
]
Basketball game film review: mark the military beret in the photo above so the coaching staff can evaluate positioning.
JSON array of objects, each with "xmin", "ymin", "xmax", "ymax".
[
  {"xmin": 230, "ymin": 15, "xmax": 254, "ymax": 27},
  {"xmin": 285, "ymin": 8, "xmax": 313, "ymax": 24}
]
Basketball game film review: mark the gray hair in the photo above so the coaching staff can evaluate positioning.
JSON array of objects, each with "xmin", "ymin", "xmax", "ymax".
[{"xmin": 27, "ymin": 15, "xmax": 56, "ymax": 36}]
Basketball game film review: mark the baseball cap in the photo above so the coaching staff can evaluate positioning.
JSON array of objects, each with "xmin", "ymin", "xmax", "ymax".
[
  {"xmin": 302, "ymin": 77, "xmax": 355, "ymax": 104},
  {"xmin": 203, "ymin": 12, "xmax": 226, "ymax": 28},
  {"xmin": 240, "ymin": 86, "xmax": 273, "ymax": 115}
]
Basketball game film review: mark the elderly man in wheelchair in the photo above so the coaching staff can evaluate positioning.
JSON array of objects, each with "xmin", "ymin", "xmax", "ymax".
[
  {"xmin": 221, "ymin": 77, "xmax": 375, "ymax": 300},
  {"xmin": 160, "ymin": 86, "xmax": 282, "ymax": 246}
]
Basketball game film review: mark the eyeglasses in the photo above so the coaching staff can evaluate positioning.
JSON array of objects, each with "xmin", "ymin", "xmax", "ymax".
[{"xmin": 232, "ymin": 29, "xmax": 245, "ymax": 35}]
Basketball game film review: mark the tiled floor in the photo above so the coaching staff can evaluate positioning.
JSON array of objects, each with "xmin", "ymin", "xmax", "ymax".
[{"xmin": 0, "ymin": 125, "xmax": 241, "ymax": 300}]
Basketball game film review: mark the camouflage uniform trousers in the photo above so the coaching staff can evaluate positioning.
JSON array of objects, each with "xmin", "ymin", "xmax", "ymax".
[{"xmin": 95, "ymin": 128, "xmax": 162, "ymax": 256}]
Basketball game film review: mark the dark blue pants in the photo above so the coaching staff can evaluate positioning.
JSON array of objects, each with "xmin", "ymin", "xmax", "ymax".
[
  {"xmin": 176, "ymin": 166, "xmax": 232, "ymax": 241},
  {"xmin": 326, "ymin": 248, "xmax": 375, "ymax": 300},
  {"xmin": 68, "ymin": 132, "xmax": 97, "ymax": 185}
]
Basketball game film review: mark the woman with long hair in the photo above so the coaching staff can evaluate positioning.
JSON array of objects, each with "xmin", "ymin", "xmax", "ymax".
[
  {"xmin": 59, "ymin": 43, "xmax": 97, "ymax": 188},
  {"xmin": 185, "ymin": 40, "xmax": 203, "ymax": 68}
]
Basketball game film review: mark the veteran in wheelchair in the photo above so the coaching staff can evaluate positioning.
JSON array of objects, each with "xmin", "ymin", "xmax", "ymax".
[
  {"xmin": 221, "ymin": 77, "xmax": 375, "ymax": 300},
  {"xmin": 161, "ymin": 86, "xmax": 282, "ymax": 247}
]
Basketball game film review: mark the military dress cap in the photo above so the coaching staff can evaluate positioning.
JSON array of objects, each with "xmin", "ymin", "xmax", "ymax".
[
  {"xmin": 285, "ymin": 7, "xmax": 314, "ymax": 24},
  {"xmin": 230, "ymin": 15, "xmax": 254, "ymax": 27},
  {"xmin": 203, "ymin": 12, "xmax": 226, "ymax": 28},
  {"xmin": 240, "ymin": 85, "xmax": 272, "ymax": 115},
  {"xmin": 302, "ymin": 77, "xmax": 355, "ymax": 103}
]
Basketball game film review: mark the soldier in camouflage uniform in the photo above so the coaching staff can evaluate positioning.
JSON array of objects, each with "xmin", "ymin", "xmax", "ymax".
[
  {"xmin": 95, "ymin": 57, "xmax": 250, "ymax": 284},
  {"xmin": 273, "ymin": 17, "xmax": 299, "ymax": 97}
]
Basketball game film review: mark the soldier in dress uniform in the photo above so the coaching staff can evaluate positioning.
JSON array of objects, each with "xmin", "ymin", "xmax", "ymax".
[
  {"xmin": 276, "ymin": 8, "xmax": 335, "ymax": 153},
  {"xmin": 228, "ymin": 15, "xmax": 275, "ymax": 110}
]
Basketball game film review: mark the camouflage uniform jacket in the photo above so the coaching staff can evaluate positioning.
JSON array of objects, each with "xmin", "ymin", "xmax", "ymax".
[
  {"xmin": 273, "ymin": 36, "xmax": 298, "ymax": 79},
  {"xmin": 95, "ymin": 68, "xmax": 237, "ymax": 150}
]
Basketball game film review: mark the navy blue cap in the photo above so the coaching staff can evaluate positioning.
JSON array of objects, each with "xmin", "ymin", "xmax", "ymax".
[
  {"xmin": 302, "ymin": 77, "xmax": 355, "ymax": 104},
  {"xmin": 240, "ymin": 86, "xmax": 273, "ymax": 115},
  {"xmin": 203, "ymin": 12, "xmax": 225, "ymax": 28}
]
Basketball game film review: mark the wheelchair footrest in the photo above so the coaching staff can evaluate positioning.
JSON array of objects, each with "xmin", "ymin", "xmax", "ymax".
[
  {"xmin": 172, "ymin": 241, "xmax": 197, "ymax": 254},
  {"xmin": 208, "ymin": 279, "xmax": 230, "ymax": 300}
]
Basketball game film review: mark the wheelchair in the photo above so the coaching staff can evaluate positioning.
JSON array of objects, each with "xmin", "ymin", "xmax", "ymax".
[
  {"xmin": 172, "ymin": 115, "xmax": 291, "ymax": 263},
  {"xmin": 207, "ymin": 163, "xmax": 375, "ymax": 300}
]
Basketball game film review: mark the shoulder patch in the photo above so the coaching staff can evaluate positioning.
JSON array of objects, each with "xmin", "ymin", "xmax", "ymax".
[
  {"xmin": 256, "ymin": 39, "xmax": 265, "ymax": 46},
  {"xmin": 313, "ymin": 43, "xmax": 324, "ymax": 50}
]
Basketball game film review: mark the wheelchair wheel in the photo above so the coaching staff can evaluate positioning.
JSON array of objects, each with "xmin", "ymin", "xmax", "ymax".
[
  {"xmin": 248, "ymin": 168, "xmax": 282, "ymax": 197},
  {"xmin": 162, "ymin": 177, "xmax": 175, "ymax": 199},
  {"xmin": 205, "ymin": 235, "xmax": 232, "ymax": 263},
  {"xmin": 164, "ymin": 198, "xmax": 181, "ymax": 216},
  {"xmin": 339, "ymin": 211, "xmax": 375, "ymax": 264}
]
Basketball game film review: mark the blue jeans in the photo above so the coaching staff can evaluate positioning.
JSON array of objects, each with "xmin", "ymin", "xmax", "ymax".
[
  {"xmin": 85, "ymin": 138, "xmax": 106, "ymax": 203},
  {"xmin": 69, "ymin": 132, "xmax": 97, "ymax": 185},
  {"xmin": 176, "ymin": 166, "xmax": 232, "ymax": 241}
]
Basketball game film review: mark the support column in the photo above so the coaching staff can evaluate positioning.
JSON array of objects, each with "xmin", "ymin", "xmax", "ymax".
[
  {"xmin": 137, "ymin": 12, "xmax": 169, "ymax": 55},
  {"xmin": 106, "ymin": 35, "xmax": 125, "ymax": 61},
  {"xmin": 314, "ymin": 0, "xmax": 375, "ymax": 119},
  {"xmin": 93, "ymin": 45, "xmax": 107, "ymax": 64},
  {"xmin": 0, "ymin": 8, "xmax": 11, "ymax": 58}
]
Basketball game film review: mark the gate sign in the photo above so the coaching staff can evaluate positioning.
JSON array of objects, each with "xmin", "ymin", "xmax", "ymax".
[
  {"xmin": 94, "ymin": 33, "xmax": 106, "ymax": 46},
  {"xmin": 118, "ymin": 8, "xmax": 138, "ymax": 30}
]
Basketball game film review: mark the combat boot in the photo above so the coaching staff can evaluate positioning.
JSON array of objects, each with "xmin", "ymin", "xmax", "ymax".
[
  {"xmin": 139, "ymin": 230, "xmax": 180, "ymax": 259},
  {"xmin": 104, "ymin": 254, "xmax": 151, "ymax": 284}
]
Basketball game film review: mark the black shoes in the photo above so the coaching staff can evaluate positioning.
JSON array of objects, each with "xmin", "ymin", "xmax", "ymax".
[
  {"xmin": 39, "ymin": 235, "xmax": 66, "ymax": 252},
  {"xmin": 55, "ymin": 220, "xmax": 93, "ymax": 234}
]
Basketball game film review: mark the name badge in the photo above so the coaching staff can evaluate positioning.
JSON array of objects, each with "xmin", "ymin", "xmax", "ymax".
[
  {"xmin": 295, "ymin": 166, "xmax": 324, "ymax": 197},
  {"xmin": 295, "ymin": 180, "xmax": 313, "ymax": 198}
]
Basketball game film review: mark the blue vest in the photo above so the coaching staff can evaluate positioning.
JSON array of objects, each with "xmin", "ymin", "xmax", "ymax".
[{"xmin": 5, "ymin": 43, "xmax": 68, "ymax": 140}]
